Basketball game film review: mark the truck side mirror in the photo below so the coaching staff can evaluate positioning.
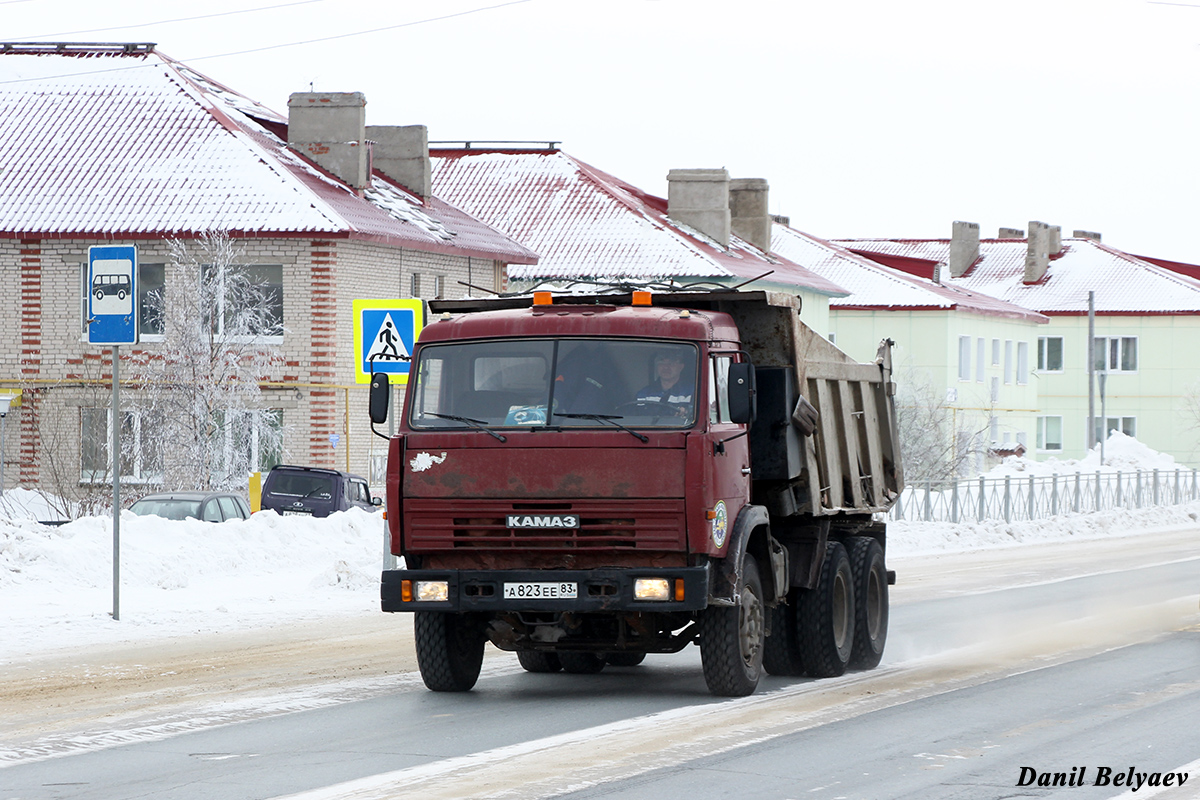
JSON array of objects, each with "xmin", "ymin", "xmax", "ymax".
[
  {"xmin": 728, "ymin": 362, "xmax": 756, "ymax": 425},
  {"xmin": 369, "ymin": 372, "xmax": 391, "ymax": 425}
]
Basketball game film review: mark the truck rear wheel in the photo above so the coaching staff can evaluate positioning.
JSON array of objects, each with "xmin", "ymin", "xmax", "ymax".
[
  {"xmin": 797, "ymin": 541, "xmax": 855, "ymax": 678},
  {"xmin": 414, "ymin": 611, "xmax": 486, "ymax": 692},
  {"xmin": 517, "ymin": 651, "xmax": 562, "ymax": 673},
  {"xmin": 558, "ymin": 652, "xmax": 607, "ymax": 674},
  {"xmin": 699, "ymin": 554, "xmax": 765, "ymax": 697},
  {"xmin": 763, "ymin": 594, "xmax": 804, "ymax": 676},
  {"xmin": 847, "ymin": 536, "xmax": 888, "ymax": 670}
]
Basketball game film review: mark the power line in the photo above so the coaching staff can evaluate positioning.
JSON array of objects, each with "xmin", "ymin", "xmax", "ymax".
[
  {"xmin": 10, "ymin": 0, "xmax": 327, "ymax": 40},
  {"xmin": 0, "ymin": 0, "xmax": 536, "ymax": 86},
  {"xmin": 181, "ymin": 0, "xmax": 535, "ymax": 62}
]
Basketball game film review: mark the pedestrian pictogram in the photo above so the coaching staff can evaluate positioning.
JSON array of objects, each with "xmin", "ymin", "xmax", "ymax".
[{"xmin": 352, "ymin": 299, "xmax": 424, "ymax": 384}]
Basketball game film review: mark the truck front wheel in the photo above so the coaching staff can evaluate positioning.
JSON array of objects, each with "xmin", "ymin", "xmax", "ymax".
[
  {"xmin": 414, "ymin": 611, "xmax": 486, "ymax": 691},
  {"xmin": 847, "ymin": 536, "xmax": 888, "ymax": 670},
  {"xmin": 699, "ymin": 554, "xmax": 765, "ymax": 697},
  {"xmin": 797, "ymin": 541, "xmax": 855, "ymax": 678}
]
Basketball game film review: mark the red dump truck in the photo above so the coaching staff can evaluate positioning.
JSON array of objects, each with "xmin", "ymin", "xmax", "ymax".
[{"xmin": 368, "ymin": 289, "xmax": 903, "ymax": 696}]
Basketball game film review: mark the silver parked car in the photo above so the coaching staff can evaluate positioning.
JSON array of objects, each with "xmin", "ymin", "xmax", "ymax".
[{"xmin": 129, "ymin": 491, "xmax": 252, "ymax": 522}]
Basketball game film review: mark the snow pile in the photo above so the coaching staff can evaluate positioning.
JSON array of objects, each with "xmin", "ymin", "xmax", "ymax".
[
  {"xmin": 1, "ymin": 505, "xmax": 387, "ymax": 661},
  {"xmin": 987, "ymin": 431, "xmax": 1182, "ymax": 477}
]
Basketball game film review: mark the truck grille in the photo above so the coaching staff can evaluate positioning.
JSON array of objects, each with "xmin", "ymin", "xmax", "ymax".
[{"xmin": 405, "ymin": 499, "xmax": 686, "ymax": 551}]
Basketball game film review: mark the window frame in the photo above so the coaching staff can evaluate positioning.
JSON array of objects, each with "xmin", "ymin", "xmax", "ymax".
[
  {"xmin": 1037, "ymin": 335, "xmax": 1064, "ymax": 373},
  {"xmin": 1092, "ymin": 336, "xmax": 1138, "ymax": 374},
  {"xmin": 958, "ymin": 335, "xmax": 971, "ymax": 382},
  {"xmin": 1036, "ymin": 415, "xmax": 1063, "ymax": 451}
]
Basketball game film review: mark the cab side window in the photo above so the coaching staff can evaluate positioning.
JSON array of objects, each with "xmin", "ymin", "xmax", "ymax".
[{"xmin": 709, "ymin": 355, "xmax": 733, "ymax": 425}]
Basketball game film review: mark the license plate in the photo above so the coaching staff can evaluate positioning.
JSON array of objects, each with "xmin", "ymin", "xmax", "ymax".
[
  {"xmin": 282, "ymin": 510, "xmax": 311, "ymax": 516},
  {"xmin": 503, "ymin": 582, "xmax": 578, "ymax": 600}
]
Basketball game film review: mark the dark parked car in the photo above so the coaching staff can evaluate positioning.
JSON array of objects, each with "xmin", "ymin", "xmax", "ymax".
[
  {"xmin": 129, "ymin": 491, "xmax": 252, "ymax": 522},
  {"xmin": 259, "ymin": 465, "xmax": 380, "ymax": 518}
]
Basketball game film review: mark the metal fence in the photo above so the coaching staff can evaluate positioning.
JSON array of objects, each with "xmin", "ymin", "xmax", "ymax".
[{"xmin": 890, "ymin": 468, "xmax": 1200, "ymax": 523}]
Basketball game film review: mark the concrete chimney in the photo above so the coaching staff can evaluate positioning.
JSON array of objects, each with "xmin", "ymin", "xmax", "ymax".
[
  {"xmin": 667, "ymin": 169, "xmax": 730, "ymax": 248},
  {"xmin": 1049, "ymin": 224, "xmax": 1062, "ymax": 255},
  {"xmin": 287, "ymin": 92, "xmax": 369, "ymax": 189},
  {"xmin": 1024, "ymin": 220, "xmax": 1051, "ymax": 283},
  {"xmin": 729, "ymin": 178, "xmax": 771, "ymax": 253},
  {"xmin": 367, "ymin": 124, "xmax": 430, "ymax": 198},
  {"xmin": 948, "ymin": 221, "xmax": 980, "ymax": 277},
  {"xmin": 1074, "ymin": 229, "xmax": 1102, "ymax": 242},
  {"xmin": 998, "ymin": 227, "xmax": 1025, "ymax": 239}
]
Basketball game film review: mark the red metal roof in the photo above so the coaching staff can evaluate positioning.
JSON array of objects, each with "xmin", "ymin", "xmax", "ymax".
[
  {"xmin": 0, "ymin": 44, "xmax": 537, "ymax": 264},
  {"xmin": 836, "ymin": 237, "xmax": 1200, "ymax": 314},
  {"xmin": 430, "ymin": 148, "xmax": 847, "ymax": 296},
  {"xmin": 771, "ymin": 226, "xmax": 1047, "ymax": 322}
]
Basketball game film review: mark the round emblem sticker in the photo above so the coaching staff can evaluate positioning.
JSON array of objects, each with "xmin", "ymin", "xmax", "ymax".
[{"xmin": 711, "ymin": 501, "xmax": 728, "ymax": 549}]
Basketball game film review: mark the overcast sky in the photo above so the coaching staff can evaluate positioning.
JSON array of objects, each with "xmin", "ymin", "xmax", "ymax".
[{"xmin": 7, "ymin": 0, "xmax": 1200, "ymax": 263}]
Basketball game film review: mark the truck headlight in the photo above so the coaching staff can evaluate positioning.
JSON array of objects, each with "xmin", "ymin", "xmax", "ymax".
[
  {"xmin": 634, "ymin": 578, "xmax": 670, "ymax": 601},
  {"xmin": 416, "ymin": 580, "xmax": 450, "ymax": 602}
]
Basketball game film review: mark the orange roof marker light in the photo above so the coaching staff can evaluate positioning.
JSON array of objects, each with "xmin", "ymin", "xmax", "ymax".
[
  {"xmin": 533, "ymin": 291, "xmax": 554, "ymax": 306},
  {"xmin": 632, "ymin": 291, "xmax": 652, "ymax": 306}
]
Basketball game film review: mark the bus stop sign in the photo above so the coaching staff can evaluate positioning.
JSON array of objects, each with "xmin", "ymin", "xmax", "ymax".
[{"xmin": 87, "ymin": 245, "xmax": 138, "ymax": 345}]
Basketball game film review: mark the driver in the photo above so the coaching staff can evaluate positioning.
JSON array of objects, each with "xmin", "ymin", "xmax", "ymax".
[{"xmin": 635, "ymin": 351, "xmax": 693, "ymax": 417}]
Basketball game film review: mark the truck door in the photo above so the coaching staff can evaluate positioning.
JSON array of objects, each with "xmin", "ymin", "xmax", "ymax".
[{"xmin": 697, "ymin": 352, "xmax": 751, "ymax": 554}]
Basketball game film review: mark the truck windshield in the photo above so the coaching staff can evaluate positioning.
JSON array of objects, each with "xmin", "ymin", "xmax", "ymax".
[{"xmin": 409, "ymin": 339, "xmax": 699, "ymax": 430}]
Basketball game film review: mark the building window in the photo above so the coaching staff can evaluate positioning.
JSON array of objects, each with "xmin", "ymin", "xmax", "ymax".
[
  {"xmin": 1092, "ymin": 415, "xmax": 1135, "ymax": 443},
  {"xmin": 204, "ymin": 264, "xmax": 283, "ymax": 341},
  {"xmin": 958, "ymin": 336, "xmax": 971, "ymax": 381},
  {"xmin": 1004, "ymin": 340, "xmax": 1013, "ymax": 384},
  {"xmin": 81, "ymin": 408, "xmax": 163, "ymax": 483},
  {"xmin": 1038, "ymin": 336, "xmax": 1063, "ymax": 372},
  {"xmin": 139, "ymin": 263, "xmax": 166, "ymax": 338},
  {"xmin": 410, "ymin": 273, "xmax": 422, "ymax": 298},
  {"xmin": 1017, "ymin": 341, "xmax": 1029, "ymax": 384},
  {"xmin": 991, "ymin": 338, "xmax": 1001, "ymax": 366},
  {"xmin": 212, "ymin": 408, "xmax": 283, "ymax": 479},
  {"xmin": 975, "ymin": 338, "xmax": 985, "ymax": 382},
  {"xmin": 434, "ymin": 275, "xmax": 445, "ymax": 299},
  {"xmin": 1093, "ymin": 336, "xmax": 1138, "ymax": 373},
  {"xmin": 1037, "ymin": 416, "xmax": 1063, "ymax": 451},
  {"xmin": 827, "ymin": 332, "xmax": 836, "ymax": 344}
]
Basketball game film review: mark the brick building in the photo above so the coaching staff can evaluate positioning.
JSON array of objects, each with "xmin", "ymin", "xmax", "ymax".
[{"xmin": 0, "ymin": 43, "xmax": 536, "ymax": 503}]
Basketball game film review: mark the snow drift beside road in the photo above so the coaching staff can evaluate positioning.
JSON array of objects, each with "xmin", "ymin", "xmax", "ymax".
[{"xmin": 2, "ymin": 432, "xmax": 1197, "ymax": 663}]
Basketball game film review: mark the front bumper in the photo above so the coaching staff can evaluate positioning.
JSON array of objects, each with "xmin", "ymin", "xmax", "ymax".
[{"xmin": 381, "ymin": 566, "xmax": 710, "ymax": 613}]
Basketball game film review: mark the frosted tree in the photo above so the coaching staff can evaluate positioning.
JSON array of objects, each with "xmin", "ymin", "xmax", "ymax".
[
  {"xmin": 895, "ymin": 368, "xmax": 988, "ymax": 483},
  {"xmin": 127, "ymin": 231, "xmax": 286, "ymax": 491}
]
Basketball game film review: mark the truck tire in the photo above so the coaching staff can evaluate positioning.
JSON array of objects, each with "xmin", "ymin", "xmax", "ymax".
[
  {"xmin": 699, "ymin": 554, "xmax": 765, "ymax": 697},
  {"xmin": 414, "ymin": 611, "xmax": 486, "ymax": 692},
  {"xmin": 796, "ymin": 541, "xmax": 855, "ymax": 678},
  {"xmin": 763, "ymin": 594, "xmax": 804, "ymax": 676},
  {"xmin": 517, "ymin": 651, "xmax": 562, "ymax": 673},
  {"xmin": 558, "ymin": 652, "xmax": 607, "ymax": 674},
  {"xmin": 605, "ymin": 652, "xmax": 646, "ymax": 667},
  {"xmin": 847, "ymin": 536, "xmax": 888, "ymax": 670}
]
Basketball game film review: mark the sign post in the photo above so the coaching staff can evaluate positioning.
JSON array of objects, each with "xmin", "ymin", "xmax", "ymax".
[{"xmin": 88, "ymin": 245, "xmax": 138, "ymax": 621}]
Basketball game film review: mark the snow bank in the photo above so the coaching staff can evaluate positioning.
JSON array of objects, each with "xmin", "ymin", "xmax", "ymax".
[{"xmin": 986, "ymin": 431, "xmax": 1183, "ymax": 477}]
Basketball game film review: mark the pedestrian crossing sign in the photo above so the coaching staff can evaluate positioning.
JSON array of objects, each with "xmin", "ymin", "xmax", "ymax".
[{"xmin": 353, "ymin": 299, "xmax": 424, "ymax": 384}]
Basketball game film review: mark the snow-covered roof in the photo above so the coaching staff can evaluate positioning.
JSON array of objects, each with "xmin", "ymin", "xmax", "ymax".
[
  {"xmin": 771, "ymin": 225, "xmax": 1047, "ymax": 323},
  {"xmin": 0, "ymin": 44, "xmax": 537, "ymax": 263},
  {"xmin": 836, "ymin": 237, "xmax": 1200, "ymax": 315},
  {"xmin": 429, "ymin": 148, "xmax": 847, "ymax": 296}
]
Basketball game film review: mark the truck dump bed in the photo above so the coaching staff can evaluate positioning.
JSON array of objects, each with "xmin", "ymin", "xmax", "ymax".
[{"xmin": 429, "ymin": 289, "xmax": 904, "ymax": 516}]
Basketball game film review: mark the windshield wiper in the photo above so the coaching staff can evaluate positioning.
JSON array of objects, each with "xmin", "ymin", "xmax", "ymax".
[
  {"xmin": 422, "ymin": 412, "xmax": 507, "ymax": 442},
  {"xmin": 553, "ymin": 412, "xmax": 649, "ymax": 443}
]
